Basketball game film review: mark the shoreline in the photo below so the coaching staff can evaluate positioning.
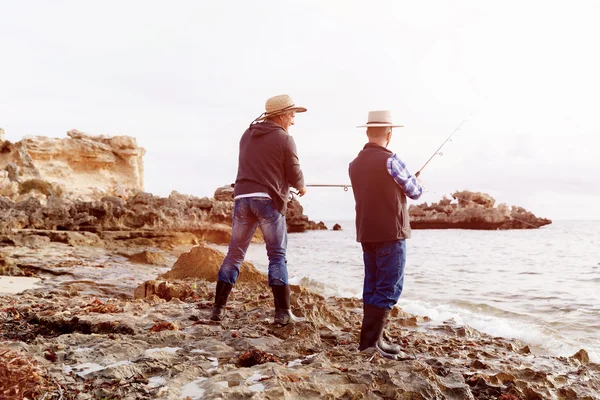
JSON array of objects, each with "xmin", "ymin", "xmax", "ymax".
[
  {"xmin": 225, "ymin": 225, "xmax": 600, "ymax": 366},
  {"xmin": 1, "ymin": 240, "xmax": 598, "ymax": 399}
]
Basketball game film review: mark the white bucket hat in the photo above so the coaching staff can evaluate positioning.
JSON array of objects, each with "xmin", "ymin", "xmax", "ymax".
[
  {"xmin": 256, "ymin": 94, "xmax": 307, "ymax": 121},
  {"xmin": 356, "ymin": 110, "xmax": 404, "ymax": 128}
]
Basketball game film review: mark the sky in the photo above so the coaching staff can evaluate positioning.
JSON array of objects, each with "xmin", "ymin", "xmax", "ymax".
[{"xmin": 1, "ymin": 1, "xmax": 599, "ymax": 221}]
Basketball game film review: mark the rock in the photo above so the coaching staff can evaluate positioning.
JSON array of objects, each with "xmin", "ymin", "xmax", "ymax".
[
  {"xmin": 18, "ymin": 178, "xmax": 60, "ymax": 197},
  {"xmin": 17, "ymin": 234, "xmax": 51, "ymax": 249},
  {"xmin": 49, "ymin": 231, "xmax": 103, "ymax": 246},
  {"xmin": 133, "ymin": 280, "xmax": 196, "ymax": 301},
  {"xmin": 125, "ymin": 250, "xmax": 167, "ymax": 266},
  {"xmin": 6, "ymin": 162, "xmax": 19, "ymax": 182},
  {"xmin": 0, "ymin": 130, "xmax": 145, "ymax": 202},
  {"xmin": 286, "ymin": 197, "xmax": 328, "ymax": 232},
  {"xmin": 4, "ymin": 230, "xmax": 105, "ymax": 247},
  {"xmin": 160, "ymin": 244, "xmax": 265, "ymax": 283},
  {"xmin": 570, "ymin": 349, "xmax": 590, "ymax": 364},
  {"xmin": 0, "ymin": 252, "xmax": 22, "ymax": 276},
  {"xmin": 409, "ymin": 190, "xmax": 552, "ymax": 230},
  {"xmin": 0, "ymin": 170, "xmax": 19, "ymax": 197},
  {"xmin": 332, "ymin": 223, "xmax": 342, "ymax": 231},
  {"xmin": 453, "ymin": 190, "xmax": 496, "ymax": 208},
  {"xmin": 214, "ymin": 185, "xmax": 234, "ymax": 201}
]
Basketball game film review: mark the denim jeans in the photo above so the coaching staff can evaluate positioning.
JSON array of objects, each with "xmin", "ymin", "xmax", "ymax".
[
  {"xmin": 361, "ymin": 239, "xmax": 406, "ymax": 310},
  {"xmin": 217, "ymin": 197, "xmax": 288, "ymax": 286}
]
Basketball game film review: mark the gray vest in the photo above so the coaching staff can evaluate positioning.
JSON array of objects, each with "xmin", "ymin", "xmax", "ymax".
[{"xmin": 349, "ymin": 143, "xmax": 411, "ymax": 243}]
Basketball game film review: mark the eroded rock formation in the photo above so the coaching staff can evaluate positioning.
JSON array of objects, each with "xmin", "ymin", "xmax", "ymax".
[
  {"xmin": 0, "ymin": 185, "xmax": 327, "ymax": 250},
  {"xmin": 409, "ymin": 190, "xmax": 552, "ymax": 229},
  {"xmin": 0, "ymin": 129, "xmax": 145, "ymax": 202}
]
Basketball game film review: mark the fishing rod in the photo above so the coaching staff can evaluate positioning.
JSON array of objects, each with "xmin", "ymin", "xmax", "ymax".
[
  {"xmin": 289, "ymin": 184, "xmax": 351, "ymax": 196},
  {"xmin": 306, "ymin": 184, "xmax": 351, "ymax": 191},
  {"xmin": 230, "ymin": 183, "xmax": 351, "ymax": 197},
  {"xmin": 415, "ymin": 118, "xmax": 469, "ymax": 178}
]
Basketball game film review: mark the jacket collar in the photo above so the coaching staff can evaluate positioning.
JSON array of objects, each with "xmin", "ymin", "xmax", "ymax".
[{"xmin": 363, "ymin": 142, "xmax": 392, "ymax": 153}]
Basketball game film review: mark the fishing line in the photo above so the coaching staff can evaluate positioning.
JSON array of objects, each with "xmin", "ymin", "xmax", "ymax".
[{"xmin": 415, "ymin": 118, "xmax": 469, "ymax": 178}]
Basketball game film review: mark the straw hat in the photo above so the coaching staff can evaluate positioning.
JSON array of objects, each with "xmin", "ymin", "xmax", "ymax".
[
  {"xmin": 356, "ymin": 110, "xmax": 404, "ymax": 128},
  {"xmin": 257, "ymin": 94, "xmax": 307, "ymax": 121}
]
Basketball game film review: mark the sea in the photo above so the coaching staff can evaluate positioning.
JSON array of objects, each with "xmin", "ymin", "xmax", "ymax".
[{"xmin": 231, "ymin": 220, "xmax": 600, "ymax": 363}]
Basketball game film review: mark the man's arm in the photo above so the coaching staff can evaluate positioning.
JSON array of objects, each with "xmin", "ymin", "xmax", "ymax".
[
  {"xmin": 284, "ymin": 136, "xmax": 306, "ymax": 193},
  {"xmin": 387, "ymin": 154, "xmax": 423, "ymax": 200}
]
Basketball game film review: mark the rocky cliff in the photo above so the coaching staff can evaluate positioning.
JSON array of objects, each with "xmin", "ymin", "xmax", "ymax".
[{"xmin": 0, "ymin": 129, "xmax": 145, "ymax": 202}]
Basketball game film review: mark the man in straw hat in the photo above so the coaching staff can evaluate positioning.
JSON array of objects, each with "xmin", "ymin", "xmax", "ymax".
[
  {"xmin": 349, "ymin": 110, "xmax": 423, "ymax": 359},
  {"xmin": 209, "ymin": 94, "xmax": 308, "ymax": 325}
]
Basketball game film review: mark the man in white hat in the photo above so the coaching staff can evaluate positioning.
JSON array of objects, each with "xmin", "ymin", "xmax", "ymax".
[
  {"xmin": 209, "ymin": 94, "xmax": 308, "ymax": 325},
  {"xmin": 348, "ymin": 110, "xmax": 423, "ymax": 359}
]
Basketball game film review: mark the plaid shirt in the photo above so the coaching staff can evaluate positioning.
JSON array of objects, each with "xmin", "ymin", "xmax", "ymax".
[{"xmin": 386, "ymin": 153, "xmax": 423, "ymax": 200}]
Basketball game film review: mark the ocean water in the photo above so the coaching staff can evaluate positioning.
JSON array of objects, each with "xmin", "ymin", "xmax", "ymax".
[{"xmin": 237, "ymin": 220, "xmax": 600, "ymax": 363}]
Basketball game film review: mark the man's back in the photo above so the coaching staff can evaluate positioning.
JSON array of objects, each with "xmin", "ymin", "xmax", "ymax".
[
  {"xmin": 349, "ymin": 143, "xmax": 410, "ymax": 242},
  {"xmin": 234, "ymin": 120, "xmax": 304, "ymax": 213}
]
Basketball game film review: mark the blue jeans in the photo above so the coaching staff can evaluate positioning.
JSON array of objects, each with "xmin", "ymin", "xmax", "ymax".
[
  {"xmin": 361, "ymin": 240, "xmax": 406, "ymax": 310},
  {"xmin": 217, "ymin": 197, "xmax": 288, "ymax": 286}
]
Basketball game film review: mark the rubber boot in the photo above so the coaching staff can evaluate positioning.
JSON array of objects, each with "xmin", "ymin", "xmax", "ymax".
[
  {"xmin": 363, "ymin": 304, "xmax": 402, "ymax": 354},
  {"xmin": 271, "ymin": 285, "xmax": 302, "ymax": 325},
  {"xmin": 359, "ymin": 304, "xmax": 403, "ymax": 360},
  {"xmin": 209, "ymin": 281, "xmax": 233, "ymax": 321}
]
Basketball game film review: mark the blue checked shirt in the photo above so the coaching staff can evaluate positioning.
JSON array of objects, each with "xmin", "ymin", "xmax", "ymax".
[{"xmin": 387, "ymin": 154, "xmax": 423, "ymax": 200}]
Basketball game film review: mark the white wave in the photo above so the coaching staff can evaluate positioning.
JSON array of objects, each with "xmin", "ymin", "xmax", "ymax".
[{"xmin": 399, "ymin": 299, "xmax": 600, "ymax": 363}]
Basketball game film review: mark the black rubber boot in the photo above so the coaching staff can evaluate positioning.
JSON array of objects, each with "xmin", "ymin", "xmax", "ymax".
[
  {"xmin": 209, "ymin": 281, "xmax": 234, "ymax": 321},
  {"xmin": 364, "ymin": 304, "xmax": 402, "ymax": 354},
  {"xmin": 271, "ymin": 285, "xmax": 302, "ymax": 325},
  {"xmin": 359, "ymin": 304, "xmax": 402, "ymax": 360}
]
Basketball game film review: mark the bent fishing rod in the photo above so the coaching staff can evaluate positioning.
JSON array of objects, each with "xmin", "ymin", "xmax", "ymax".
[{"xmin": 415, "ymin": 118, "xmax": 469, "ymax": 178}]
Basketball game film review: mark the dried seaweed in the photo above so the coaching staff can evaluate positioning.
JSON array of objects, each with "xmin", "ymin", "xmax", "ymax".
[
  {"xmin": 149, "ymin": 321, "xmax": 178, "ymax": 333},
  {"xmin": 236, "ymin": 349, "xmax": 281, "ymax": 368},
  {"xmin": 0, "ymin": 348, "xmax": 57, "ymax": 399},
  {"xmin": 83, "ymin": 299, "xmax": 123, "ymax": 314}
]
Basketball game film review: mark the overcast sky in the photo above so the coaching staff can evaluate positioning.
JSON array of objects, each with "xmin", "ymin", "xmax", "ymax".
[{"xmin": 1, "ymin": 1, "xmax": 599, "ymax": 221}]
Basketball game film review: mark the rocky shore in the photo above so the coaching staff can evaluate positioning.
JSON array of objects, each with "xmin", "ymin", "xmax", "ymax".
[{"xmin": 1, "ymin": 241, "xmax": 598, "ymax": 399}]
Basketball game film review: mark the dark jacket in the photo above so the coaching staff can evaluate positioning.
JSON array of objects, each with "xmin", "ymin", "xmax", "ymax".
[
  {"xmin": 233, "ymin": 120, "xmax": 305, "ymax": 213},
  {"xmin": 349, "ymin": 143, "xmax": 411, "ymax": 242}
]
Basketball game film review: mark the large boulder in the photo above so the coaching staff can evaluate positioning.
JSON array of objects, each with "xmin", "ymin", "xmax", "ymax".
[{"xmin": 159, "ymin": 244, "xmax": 265, "ymax": 283}]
